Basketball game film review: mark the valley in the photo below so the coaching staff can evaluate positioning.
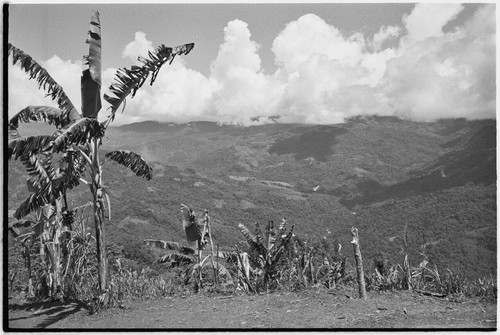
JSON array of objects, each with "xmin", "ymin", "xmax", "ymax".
[{"xmin": 8, "ymin": 116, "xmax": 497, "ymax": 278}]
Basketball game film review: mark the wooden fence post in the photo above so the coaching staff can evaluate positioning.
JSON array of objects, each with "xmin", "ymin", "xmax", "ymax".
[{"xmin": 351, "ymin": 227, "xmax": 367, "ymax": 299}]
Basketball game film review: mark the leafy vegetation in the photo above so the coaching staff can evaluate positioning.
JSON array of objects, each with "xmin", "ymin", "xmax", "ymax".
[
  {"xmin": 7, "ymin": 9, "xmax": 194, "ymax": 306},
  {"xmin": 8, "ymin": 202, "xmax": 496, "ymax": 314},
  {"xmin": 237, "ymin": 219, "xmax": 295, "ymax": 292}
]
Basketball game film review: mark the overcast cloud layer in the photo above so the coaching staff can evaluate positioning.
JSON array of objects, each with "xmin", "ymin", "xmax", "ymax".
[{"xmin": 8, "ymin": 4, "xmax": 496, "ymax": 126}]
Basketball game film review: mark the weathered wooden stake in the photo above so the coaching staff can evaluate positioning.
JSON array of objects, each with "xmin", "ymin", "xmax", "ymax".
[
  {"xmin": 350, "ymin": 227, "xmax": 367, "ymax": 299},
  {"xmin": 204, "ymin": 210, "xmax": 218, "ymax": 285}
]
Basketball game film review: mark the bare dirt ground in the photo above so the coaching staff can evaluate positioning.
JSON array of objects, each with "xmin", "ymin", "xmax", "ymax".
[{"xmin": 6, "ymin": 288, "xmax": 497, "ymax": 330}]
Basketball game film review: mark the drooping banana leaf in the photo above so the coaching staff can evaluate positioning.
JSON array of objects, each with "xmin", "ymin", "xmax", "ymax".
[
  {"xmin": 198, "ymin": 258, "xmax": 234, "ymax": 285},
  {"xmin": 238, "ymin": 223, "xmax": 266, "ymax": 257},
  {"xmin": 269, "ymin": 223, "xmax": 295, "ymax": 265},
  {"xmin": 216, "ymin": 250, "xmax": 238, "ymax": 263},
  {"xmin": 51, "ymin": 118, "xmax": 105, "ymax": 153},
  {"xmin": 235, "ymin": 250, "xmax": 253, "ymax": 293},
  {"xmin": 57, "ymin": 148, "xmax": 88, "ymax": 189},
  {"xmin": 105, "ymin": 150, "xmax": 153, "ymax": 180},
  {"xmin": 81, "ymin": 10, "xmax": 102, "ymax": 118},
  {"xmin": 265, "ymin": 220, "xmax": 276, "ymax": 251},
  {"xmin": 9, "ymin": 118, "xmax": 104, "ymax": 160},
  {"xmin": 154, "ymin": 253, "xmax": 194, "ymax": 267},
  {"xmin": 180, "ymin": 204, "xmax": 201, "ymax": 243},
  {"xmin": 8, "ymin": 43, "xmax": 79, "ymax": 124},
  {"xmin": 14, "ymin": 188, "xmax": 51, "ymax": 219},
  {"xmin": 103, "ymin": 42, "xmax": 194, "ymax": 126},
  {"xmin": 21, "ymin": 153, "xmax": 55, "ymax": 191},
  {"xmin": 143, "ymin": 239, "xmax": 195, "ymax": 255},
  {"xmin": 214, "ymin": 262, "xmax": 234, "ymax": 285},
  {"xmin": 14, "ymin": 157, "xmax": 84, "ymax": 219},
  {"xmin": 8, "ymin": 135, "xmax": 54, "ymax": 160},
  {"xmin": 9, "ymin": 106, "xmax": 74, "ymax": 130},
  {"xmin": 49, "ymin": 166, "xmax": 84, "ymax": 197},
  {"xmin": 254, "ymin": 222, "xmax": 264, "ymax": 246},
  {"xmin": 17, "ymin": 149, "xmax": 86, "ymax": 219}
]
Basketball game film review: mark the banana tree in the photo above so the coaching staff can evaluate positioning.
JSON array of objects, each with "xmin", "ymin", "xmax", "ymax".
[
  {"xmin": 179, "ymin": 204, "xmax": 219, "ymax": 284},
  {"xmin": 143, "ymin": 239, "xmax": 234, "ymax": 291},
  {"xmin": 8, "ymin": 10, "xmax": 195, "ymax": 296},
  {"xmin": 9, "ymin": 178, "xmax": 70, "ymax": 299},
  {"xmin": 238, "ymin": 219, "xmax": 295, "ymax": 292}
]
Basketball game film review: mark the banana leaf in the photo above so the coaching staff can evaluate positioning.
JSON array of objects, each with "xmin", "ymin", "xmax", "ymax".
[
  {"xmin": 269, "ymin": 223, "xmax": 295, "ymax": 265},
  {"xmin": 105, "ymin": 150, "xmax": 153, "ymax": 180},
  {"xmin": 265, "ymin": 220, "xmax": 276, "ymax": 251},
  {"xmin": 13, "ymin": 163, "xmax": 82, "ymax": 219},
  {"xmin": 9, "ymin": 43, "xmax": 79, "ymax": 123},
  {"xmin": 216, "ymin": 250, "xmax": 238, "ymax": 263},
  {"xmin": 103, "ymin": 42, "xmax": 194, "ymax": 125},
  {"xmin": 84, "ymin": 10, "xmax": 101, "ymax": 85},
  {"xmin": 180, "ymin": 204, "xmax": 201, "ymax": 243},
  {"xmin": 21, "ymin": 153, "xmax": 54, "ymax": 191},
  {"xmin": 51, "ymin": 118, "xmax": 105, "ymax": 152},
  {"xmin": 81, "ymin": 10, "xmax": 102, "ymax": 118},
  {"xmin": 201, "ymin": 259, "xmax": 234, "ymax": 285},
  {"xmin": 9, "ymin": 106, "xmax": 75, "ymax": 130},
  {"xmin": 238, "ymin": 223, "xmax": 266, "ymax": 257},
  {"xmin": 8, "ymin": 135, "xmax": 53, "ymax": 160},
  {"xmin": 254, "ymin": 222, "xmax": 264, "ymax": 246}
]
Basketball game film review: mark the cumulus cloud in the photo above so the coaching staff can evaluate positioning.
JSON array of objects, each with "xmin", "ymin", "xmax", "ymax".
[
  {"xmin": 372, "ymin": 25, "xmax": 401, "ymax": 52},
  {"xmin": 122, "ymin": 31, "xmax": 154, "ymax": 62},
  {"xmin": 209, "ymin": 20, "xmax": 284, "ymax": 124},
  {"xmin": 272, "ymin": 14, "xmax": 366, "ymax": 72},
  {"xmin": 402, "ymin": 3, "xmax": 464, "ymax": 44},
  {"xmin": 120, "ymin": 59, "xmax": 213, "ymax": 125},
  {"xmin": 386, "ymin": 4, "xmax": 496, "ymax": 121},
  {"xmin": 8, "ymin": 4, "xmax": 496, "ymax": 126}
]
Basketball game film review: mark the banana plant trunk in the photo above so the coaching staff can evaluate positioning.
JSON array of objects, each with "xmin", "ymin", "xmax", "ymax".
[
  {"xmin": 350, "ymin": 227, "xmax": 367, "ymax": 300},
  {"xmin": 25, "ymin": 242, "xmax": 34, "ymax": 297},
  {"xmin": 403, "ymin": 254, "xmax": 412, "ymax": 290},
  {"xmin": 91, "ymin": 139, "xmax": 107, "ymax": 293},
  {"xmin": 94, "ymin": 206, "xmax": 107, "ymax": 292},
  {"xmin": 263, "ymin": 259, "xmax": 271, "ymax": 292},
  {"xmin": 41, "ymin": 199, "xmax": 64, "ymax": 299}
]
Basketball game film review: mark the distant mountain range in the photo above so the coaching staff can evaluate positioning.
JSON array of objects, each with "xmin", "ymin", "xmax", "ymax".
[{"xmin": 8, "ymin": 116, "xmax": 497, "ymax": 278}]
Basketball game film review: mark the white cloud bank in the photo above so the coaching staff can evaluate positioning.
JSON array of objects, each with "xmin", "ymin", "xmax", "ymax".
[{"xmin": 8, "ymin": 3, "xmax": 496, "ymax": 126}]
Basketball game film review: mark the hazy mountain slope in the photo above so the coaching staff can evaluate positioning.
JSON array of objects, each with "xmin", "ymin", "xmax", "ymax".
[
  {"xmin": 340, "ymin": 120, "xmax": 496, "ymax": 208},
  {"xmin": 7, "ymin": 117, "xmax": 496, "ymax": 278}
]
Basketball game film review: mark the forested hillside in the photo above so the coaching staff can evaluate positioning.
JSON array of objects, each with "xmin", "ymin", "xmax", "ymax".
[{"xmin": 8, "ymin": 116, "xmax": 496, "ymax": 278}]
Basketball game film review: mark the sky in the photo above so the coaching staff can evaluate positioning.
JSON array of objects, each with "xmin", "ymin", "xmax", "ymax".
[{"xmin": 7, "ymin": 2, "xmax": 496, "ymax": 126}]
